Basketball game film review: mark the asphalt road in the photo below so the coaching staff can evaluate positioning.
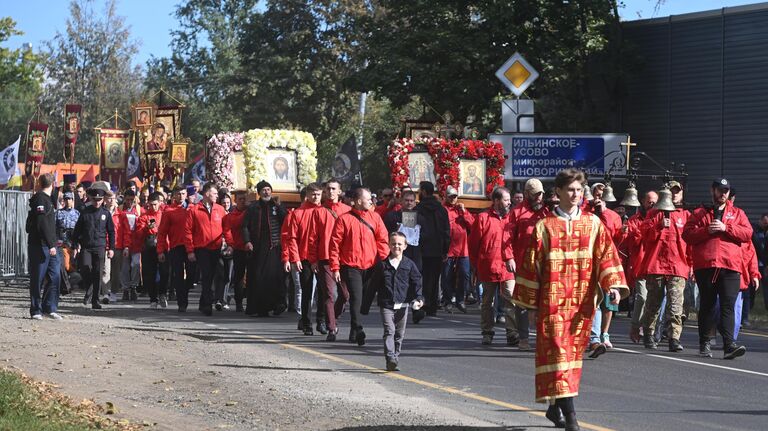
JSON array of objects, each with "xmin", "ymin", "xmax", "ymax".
[{"xmin": 41, "ymin": 288, "xmax": 768, "ymax": 430}]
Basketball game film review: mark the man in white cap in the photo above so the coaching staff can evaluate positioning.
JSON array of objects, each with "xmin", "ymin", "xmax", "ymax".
[
  {"xmin": 502, "ymin": 178, "xmax": 549, "ymax": 349},
  {"xmin": 441, "ymin": 185, "xmax": 475, "ymax": 312}
]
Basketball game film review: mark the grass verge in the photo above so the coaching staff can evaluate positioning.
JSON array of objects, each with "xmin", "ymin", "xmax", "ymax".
[{"xmin": 0, "ymin": 367, "xmax": 142, "ymax": 431}]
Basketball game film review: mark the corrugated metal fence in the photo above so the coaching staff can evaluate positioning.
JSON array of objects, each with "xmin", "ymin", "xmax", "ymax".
[{"xmin": 0, "ymin": 190, "xmax": 31, "ymax": 278}]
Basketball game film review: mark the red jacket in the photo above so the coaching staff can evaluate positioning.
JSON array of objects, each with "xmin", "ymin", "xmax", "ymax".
[
  {"xmin": 375, "ymin": 202, "xmax": 401, "ymax": 218},
  {"xmin": 502, "ymin": 200, "xmax": 549, "ymax": 269},
  {"xmin": 281, "ymin": 209, "xmax": 295, "ymax": 263},
  {"xmin": 223, "ymin": 208, "xmax": 247, "ymax": 251},
  {"xmin": 111, "ymin": 210, "xmax": 122, "ymax": 250},
  {"xmin": 639, "ymin": 208, "xmax": 691, "ymax": 278},
  {"xmin": 594, "ymin": 207, "xmax": 624, "ymax": 246},
  {"xmin": 328, "ymin": 208, "xmax": 389, "ymax": 272},
  {"xmin": 119, "ymin": 207, "xmax": 142, "ymax": 253},
  {"xmin": 444, "ymin": 203, "xmax": 474, "ymax": 257},
  {"xmin": 469, "ymin": 208, "xmax": 513, "ymax": 283},
  {"xmin": 184, "ymin": 202, "xmax": 227, "ymax": 253},
  {"xmin": 283, "ymin": 201, "xmax": 321, "ymax": 263},
  {"xmin": 621, "ymin": 211, "xmax": 648, "ymax": 284},
  {"xmin": 682, "ymin": 201, "xmax": 753, "ymax": 272},
  {"xmin": 157, "ymin": 203, "xmax": 188, "ymax": 254},
  {"xmin": 133, "ymin": 208, "xmax": 163, "ymax": 252},
  {"xmin": 740, "ymin": 241, "xmax": 761, "ymax": 290},
  {"xmin": 308, "ymin": 200, "xmax": 351, "ymax": 264}
]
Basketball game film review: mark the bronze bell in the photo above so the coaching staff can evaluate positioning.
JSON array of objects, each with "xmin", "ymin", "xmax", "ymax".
[
  {"xmin": 602, "ymin": 183, "xmax": 617, "ymax": 202},
  {"xmin": 654, "ymin": 187, "xmax": 676, "ymax": 211},
  {"xmin": 583, "ymin": 183, "xmax": 594, "ymax": 201},
  {"xmin": 620, "ymin": 183, "xmax": 641, "ymax": 207}
]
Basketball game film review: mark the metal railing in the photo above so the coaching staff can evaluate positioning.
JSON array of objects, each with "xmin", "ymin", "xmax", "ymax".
[{"xmin": 0, "ymin": 190, "xmax": 31, "ymax": 278}]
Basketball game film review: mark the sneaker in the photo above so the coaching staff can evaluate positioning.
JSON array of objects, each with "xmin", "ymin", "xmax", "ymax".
[
  {"xmin": 506, "ymin": 335, "xmax": 520, "ymax": 347},
  {"xmin": 316, "ymin": 322, "xmax": 328, "ymax": 335},
  {"xmin": 108, "ymin": 292, "xmax": 119, "ymax": 303},
  {"xmin": 699, "ymin": 341, "xmax": 712, "ymax": 358},
  {"xmin": 326, "ymin": 328, "xmax": 338, "ymax": 342},
  {"xmin": 465, "ymin": 294, "xmax": 478, "ymax": 305},
  {"xmin": 31, "ymin": 314, "xmax": 43, "ymax": 320},
  {"xmin": 47, "ymin": 312, "xmax": 63, "ymax": 320},
  {"xmin": 92, "ymin": 302, "xmax": 102, "ymax": 310},
  {"xmin": 495, "ymin": 315, "xmax": 506, "ymax": 324},
  {"xmin": 385, "ymin": 360, "xmax": 400, "ymax": 371},
  {"xmin": 150, "ymin": 302, "xmax": 158, "ymax": 309},
  {"xmin": 601, "ymin": 333, "xmax": 613, "ymax": 349},
  {"xmin": 588, "ymin": 342, "xmax": 607, "ymax": 358},
  {"xmin": 101, "ymin": 296, "xmax": 110, "ymax": 305},
  {"xmin": 482, "ymin": 333, "xmax": 494, "ymax": 345},
  {"xmin": 356, "ymin": 330, "xmax": 366, "ymax": 346},
  {"xmin": 159, "ymin": 296, "xmax": 168, "ymax": 309},
  {"xmin": 222, "ymin": 304, "xmax": 230, "ymax": 310},
  {"xmin": 214, "ymin": 301, "xmax": 223, "ymax": 311},
  {"xmin": 643, "ymin": 334, "xmax": 657, "ymax": 350},
  {"xmin": 723, "ymin": 343, "xmax": 746, "ymax": 360},
  {"xmin": 669, "ymin": 339, "xmax": 684, "ymax": 352},
  {"xmin": 303, "ymin": 325, "xmax": 314, "ymax": 336},
  {"xmin": 455, "ymin": 303, "xmax": 467, "ymax": 313},
  {"xmin": 518, "ymin": 338, "xmax": 532, "ymax": 351}
]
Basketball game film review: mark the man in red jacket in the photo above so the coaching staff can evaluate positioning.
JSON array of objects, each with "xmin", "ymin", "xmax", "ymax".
[
  {"xmin": 683, "ymin": 178, "xmax": 753, "ymax": 359},
  {"xmin": 158, "ymin": 187, "xmax": 195, "ymax": 311},
  {"xmin": 328, "ymin": 187, "xmax": 389, "ymax": 346},
  {"xmin": 284, "ymin": 183, "xmax": 324, "ymax": 335},
  {"xmin": 223, "ymin": 191, "xmax": 248, "ymax": 312},
  {"xmin": 309, "ymin": 180, "xmax": 351, "ymax": 341},
  {"xmin": 185, "ymin": 182, "xmax": 227, "ymax": 316},
  {"xmin": 441, "ymin": 186, "xmax": 474, "ymax": 313},
  {"xmin": 625, "ymin": 191, "xmax": 658, "ymax": 343},
  {"xmin": 135, "ymin": 192, "xmax": 168, "ymax": 309},
  {"xmin": 469, "ymin": 187, "xmax": 515, "ymax": 346},
  {"xmin": 502, "ymin": 179, "xmax": 549, "ymax": 349},
  {"xmin": 638, "ymin": 182, "xmax": 690, "ymax": 352}
]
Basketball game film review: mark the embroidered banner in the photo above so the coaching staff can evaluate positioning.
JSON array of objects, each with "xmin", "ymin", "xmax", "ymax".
[{"xmin": 24, "ymin": 121, "xmax": 49, "ymax": 177}]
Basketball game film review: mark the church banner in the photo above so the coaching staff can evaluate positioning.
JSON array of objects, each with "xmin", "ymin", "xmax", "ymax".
[
  {"xmin": 97, "ymin": 128, "xmax": 131, "ymax": 188},
  {"xmin": 65, "ymin": 104, "xmax": 82, "ymax": 162},
  {"xmin": 24, "ymin": 121, "xmax": 49, "ymax": 177}
]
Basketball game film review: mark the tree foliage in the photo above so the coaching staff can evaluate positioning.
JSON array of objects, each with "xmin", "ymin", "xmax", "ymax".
[
  {"xmin": 40, "ymin": 0, "xmax": 142, "ymax": 164},
  {"xmin": 0, "ymin": 17, "xmax": 43, "ymax": 148}
]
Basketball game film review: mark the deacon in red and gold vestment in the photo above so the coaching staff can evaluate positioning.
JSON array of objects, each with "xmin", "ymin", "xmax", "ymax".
[{"xmin": 511, "ymin": 169, "xmax": 629, "ymax": 430}]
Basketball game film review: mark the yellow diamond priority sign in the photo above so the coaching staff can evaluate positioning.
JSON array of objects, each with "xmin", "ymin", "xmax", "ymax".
[{"xmin": 495, "ymin": 52, "xmax": 539, "ymax": 97}]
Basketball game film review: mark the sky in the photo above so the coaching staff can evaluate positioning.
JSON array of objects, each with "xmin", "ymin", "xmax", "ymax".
[{"xmin": 3, "ymin": 0, "xmax": 764, "ymax": 68}]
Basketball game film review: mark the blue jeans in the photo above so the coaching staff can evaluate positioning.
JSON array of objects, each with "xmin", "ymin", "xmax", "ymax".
[
  {"xmin": 590, "ymin": 311, "xmax": 602, "ymax": 344},
  {"xmin": 441, "ymin": 257, "xmax": 470, "ymax": 305},
  {"xmin": 29, "ymin": 245, "xmax": 61, "ymax": 316}
]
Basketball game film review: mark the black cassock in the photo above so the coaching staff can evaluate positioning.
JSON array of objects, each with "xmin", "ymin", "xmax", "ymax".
[{"xmin": 243, "ymin": 199, "xmax": 286, "ymax": 315}]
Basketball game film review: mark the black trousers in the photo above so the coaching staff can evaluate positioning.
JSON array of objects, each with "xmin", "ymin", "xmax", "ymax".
[
  {"xmin": 298, "ymin": 260, "xmax": 315, "ymax": 326},
  {"xmin": 230, "ymin": 250, "xmax": 247, "ymax": 306},
  {"xmin": 341, "ymin": 265, "xmax": 372, "ymax": 332},
  {"xmin": 168, "ymin": 245, "xmax": 196, "ymax": 310},
  {"xmin": 214, "ymin": 256, "xmax": 232, "ymax": 303},
  {"xmin": 142, "ymin": 247, "xmax": 169, "ymax": 303},
  {"xmin": 195, "ymin": 248, "xmax": 220, "ymax": 311},
  {"xmin": 696, "ymin": 268, "xmax": 741, "ymax": 346},
  {"xmin": 422, "ymin": 257, "xmax": 443, "ymax": 314},
  {"xmin": 80, "ymin": 249, "xmax": 105, "ymax": 306}
]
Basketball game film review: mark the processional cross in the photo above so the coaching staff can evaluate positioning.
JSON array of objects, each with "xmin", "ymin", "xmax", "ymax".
[{"xmin": 620, "ymin": 136, "xmax": 637, "ymax": 169}]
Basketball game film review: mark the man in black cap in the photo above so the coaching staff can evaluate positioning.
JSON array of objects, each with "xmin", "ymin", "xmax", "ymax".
[
  {"xmin": 242, "ymin": 180, "xmax": 287, "ymax": 316},
  {"xmin": 72, "ymin": 187, "xmax": 116, "ymax": 309},
  {"xmin": 26, "ymin": 173, "xmax": 61, "ymax": 320},
  {"xmin": 683, "ymin": 178, "xmax": 753, "ymax": 359}
]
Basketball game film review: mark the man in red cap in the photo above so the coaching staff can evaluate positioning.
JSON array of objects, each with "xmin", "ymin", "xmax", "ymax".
[
  {"xmin": 638, "ymin": 182, "xmax": 690, "ymax": 352},
  {"xmin": 502, "ymin": 178, "xmax": 550, "ymax": 349},
  {"xmin": 328, "ymin": 187, "xmax": 389, "ymax": 346},
  {"xmin": 441, "ymin": 185, "xmax": 474, "ymax": 313},
  {"xmin": 683, "ymin": 178, "xmax": 753, "ymax": 359}
]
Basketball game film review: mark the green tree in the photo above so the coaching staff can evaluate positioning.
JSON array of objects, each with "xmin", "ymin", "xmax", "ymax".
[
  {"xmin": 40, "ymin": 0, "xmax": 142, "ymax": 164},
  {"xmin": 0, "ymin": 17, "xmax": 43, "ymax": 148},
  {"xmin": 353, "ymin": 0, "xmax": 624, "ymax": 133}
]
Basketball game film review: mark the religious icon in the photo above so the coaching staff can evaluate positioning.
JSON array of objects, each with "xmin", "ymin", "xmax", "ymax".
[
  {"xmin": 103, "ymin": 138, "xmax": 125, "ymax": 169},
  {"xmin": 459, "ymin": 159, "xmax": 486, "ymax": 198},
  {"xmin": 31, "ymin": 135, "xmax": 44, "ymax": 152},
  {"xmin": 68, "ymin": 116, "xmax": 79, "ymax": 134},
  {"xmin": 407, "ymin": 152, "xmax": 435, "ymax": 187},
  {"xmin": 265, "ymin": 148, "xmax": 297, "ymax": 191},
  {"xmin": 145, "ymin": 122, "xmax": 168, "ymax": 153},
  {"xmin": 332, "ymin": 153, "xmax": 351, "ymax": 179},
  {"xmin": 232, "ymin": 152, "xmax": 247, "ymax": 190},
  {"xmin": 136, "ymin": 108, "xmax": 151, "ymax": 126},
  {"xmin": 170, "ymin": 143, "xmax": 187, "ymax": 164}
]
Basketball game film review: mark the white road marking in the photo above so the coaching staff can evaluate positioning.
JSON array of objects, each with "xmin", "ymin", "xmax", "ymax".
[
  {"xmin": 232, "ymin": 330, "xmax": 244, "ymax": 334},
  {"xmin": 612, "ymin": 347, "xmax": 768, "ymax": 378}
]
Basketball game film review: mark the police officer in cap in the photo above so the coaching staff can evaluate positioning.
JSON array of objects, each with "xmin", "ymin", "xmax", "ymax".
[{"xmin": 72, "ymin": 187, "xmax": 115, "ymax": 309}]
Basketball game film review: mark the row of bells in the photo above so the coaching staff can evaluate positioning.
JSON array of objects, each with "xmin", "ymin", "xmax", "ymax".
[{"xmin": 585, "ymin": 182, "xmax": 676, "ymax": 211}]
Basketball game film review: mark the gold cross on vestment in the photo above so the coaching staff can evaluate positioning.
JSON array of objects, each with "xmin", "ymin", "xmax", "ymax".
[{"xmin": 620, "ymin": 136, "xmax": 636, "ymax": 169}]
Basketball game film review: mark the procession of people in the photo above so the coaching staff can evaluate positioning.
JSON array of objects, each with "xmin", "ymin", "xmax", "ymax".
[{"xmin": 26, "ymin": 168, "xmax": 764, "ymax": 431}]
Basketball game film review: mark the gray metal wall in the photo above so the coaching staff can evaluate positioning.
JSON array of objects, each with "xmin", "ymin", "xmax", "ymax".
[
  {"xmin": 0, "ymin": 190, "xmax": 31, "ymax": 278},
  {"xmin": 621, "ymin": 3, "xmax": 768, "ymax": 220}
]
